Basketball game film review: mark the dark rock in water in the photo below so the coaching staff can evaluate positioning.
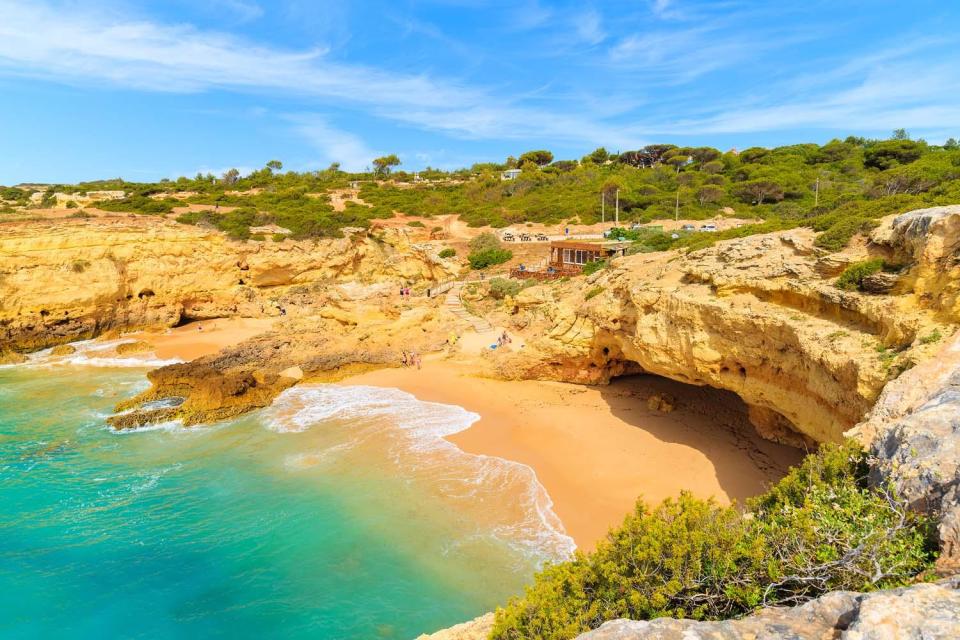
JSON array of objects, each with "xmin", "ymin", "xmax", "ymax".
[
  {"xmin": 0, "ymin": 349, "xmax": 27, "ymax": 365},
  {"xmin": 107, "ymin": 406, "xmax": 180, "ymax": 430},
  {"xmin": 576, "ymin": 581, "xmax": 960, "ymax": 639}
]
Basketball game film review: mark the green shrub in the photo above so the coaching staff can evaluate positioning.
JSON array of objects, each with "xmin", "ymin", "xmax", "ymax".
[
  {"xmin": 919, "ymin": 328, "xmax": 943, "ymax": 345},
  {"xmin": 583, "ymin": 260, "xmax": 608, "ymax": 276},
  {"xmin": 438, "ymin": 248, "xmax": 456, "ymax": 259},
  {"xmin": 491, "ymin": 442, "xmax": 936, "ymax": 639},
  {"xmin": 584, "ymin": 286, "xmax": 604, "ymax": 300},
  {"xmin": 469, "ymin": 231, "xmax": 503, "ymax": 253},
  {"xmin": 407, "ymin": 220, "xmax": 425, "ymax": 227},
  {"xmin": 95, "ymin": 195, "xmax": 176, "ymax": 215},
  {"xmin": 836, "ymin": 259, "xmax": 885, "ymax": 290},
  {"xmin": 814, "ymin": 217, "xmax": 877, "ymax": 252},
  {"xmin": 468, "ymin": 248, "xmax": 513, "ymax": 269},
  {"xmin": 489, "ymin": 277, "xmax": 523, "ymax": 299},
  {"xmin": 272, "ymin": 233, "xmax": 288, "ymax": 242}
]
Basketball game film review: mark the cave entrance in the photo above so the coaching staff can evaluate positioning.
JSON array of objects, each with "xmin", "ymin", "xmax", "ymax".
[{"xmin": 599, "ymin": 372, "xmax": 808, "ymax": 506}]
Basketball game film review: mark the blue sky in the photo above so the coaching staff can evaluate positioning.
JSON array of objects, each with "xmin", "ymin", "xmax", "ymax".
[{"xmin": 1, "ymin": 0, "xmax": 959, "ymax": 183}]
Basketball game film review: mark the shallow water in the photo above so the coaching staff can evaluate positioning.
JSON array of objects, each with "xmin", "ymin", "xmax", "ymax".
[{"xmin": 0, "ymin": 360, "xmax": 571, "ymax": 638}]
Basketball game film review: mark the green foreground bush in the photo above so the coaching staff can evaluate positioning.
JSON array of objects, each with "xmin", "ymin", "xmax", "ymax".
[
  {"xmin": 835, "ymin": 259, "xmax": 886, "ymax": 290},
  {"xmin": 491, "ymin": 442, "xmax": 936, "ymax": 640},
  {"xmin": 469, "ymin": 248, "xmax": 513, "ymax": 269},
  {"xmin": 488, "ymin": 277, "xmax": 523, "ymax": 299}
]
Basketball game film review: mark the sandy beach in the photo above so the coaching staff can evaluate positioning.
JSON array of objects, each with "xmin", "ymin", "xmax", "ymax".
[
  {"xmin": 127, "ymin": 317, "xmax": 277, "ymax": 361},
  {"xmin": 121, "ymin": 318, "xmax": 803, "ymax": 551},
  {"xmin": 343, "ymin": 359, "xmax": 804, "ymax": 551}
]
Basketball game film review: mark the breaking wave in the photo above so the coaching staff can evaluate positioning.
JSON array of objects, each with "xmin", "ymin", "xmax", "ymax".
[
  {"xmin": 265, "ymin": 384, "xmax": 577, "ymax": 562},
  {"xmin": 14, "ymin": 338, "xmax": 182, "ymax": 369}
]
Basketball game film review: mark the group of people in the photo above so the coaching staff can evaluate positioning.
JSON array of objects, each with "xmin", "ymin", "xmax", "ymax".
[
  {"xmin": 401, "ymin": 350, "xmax": 422, "ymax": 370},
  {"xmin": 496, "ymin": 331, "xmax": 512, "ymax": 347},
  {"xmin": 399, "ymin": 286, "xmax": 412, "ymax": 297}
]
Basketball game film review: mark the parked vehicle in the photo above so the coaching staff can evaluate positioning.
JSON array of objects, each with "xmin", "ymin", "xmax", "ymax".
[
  {"xmin": 519, "ymin": 233, "xmax": 532, "ymax": 242},
  {"xmin": 681, "ymin": 224, "xmax": 696, "ymax": 231},
  {"xmin": 700, "ymin": 224, "xmax": 718, "ymax": 232},
  {"xmin": 535, "ymin": 233, "xmax": 549, "ymax": 241},
  {"xmin": 502, "ymin": 233, "xmax": 515, "ymax": 242}
]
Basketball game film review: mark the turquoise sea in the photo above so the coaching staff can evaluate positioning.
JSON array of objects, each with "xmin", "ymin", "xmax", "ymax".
[{"xmin": 0, "ymin": 347, "xmax": 572, "ymax": 639}]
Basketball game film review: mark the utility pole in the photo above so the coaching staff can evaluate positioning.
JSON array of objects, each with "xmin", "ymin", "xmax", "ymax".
[
  {"xmin": 814, "ymin": 175, "xmax": 821, "ymax": 207},
  {"xmin": 615, "ymin": 189, "xmax": 619, "ymax": 226},
  {"xmin": 601, "ymin": 192, "xmax": 605, "ymax": 224},
  {"xmin": 675, "ymin": 188, "xmax": 680, "ymax": 221}
]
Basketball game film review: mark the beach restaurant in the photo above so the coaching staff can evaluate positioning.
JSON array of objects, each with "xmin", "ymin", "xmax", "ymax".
[{"xmin": 512, "ymin": 240, "xmax": 631, "ymax": 280}]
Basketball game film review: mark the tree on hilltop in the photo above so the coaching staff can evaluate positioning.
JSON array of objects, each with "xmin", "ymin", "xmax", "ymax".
[
  {"xmin": 519, "ymin": 150, "xmax": 554, "ymax": 167},
  {"xmin": 372, "ymin": 154, "xmax": 401, "ymax": 176},
  {"xmin": 221, "ymin": 168, "xmax": 240, "ymax": 186},
  {"xmin": 266, "ymin": 160, "xmax": 283, "ymax": 173}
]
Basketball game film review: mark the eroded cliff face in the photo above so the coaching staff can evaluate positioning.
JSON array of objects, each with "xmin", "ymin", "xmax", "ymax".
[
  {"xmin": 0, "ymin": 216, "xmax": 457, "ymax": 353},
  {"xmin": 491, "ymin": 208, "xmax": 959, "ymax": 445}
]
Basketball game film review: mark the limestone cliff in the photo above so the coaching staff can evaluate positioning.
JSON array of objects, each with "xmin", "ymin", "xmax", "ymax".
[
  {"xmin": 0, "ymin": 216, "xmax": 457, "ymax": 353},
  {"xmin": 490, "ymin": 209, "xmax": 959, "ymax": 445}
]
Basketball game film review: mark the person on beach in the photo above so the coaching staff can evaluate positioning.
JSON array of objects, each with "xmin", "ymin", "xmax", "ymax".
[{"xmin": 401, "ymin": 350, "xmax": 408, "ymax": 366}]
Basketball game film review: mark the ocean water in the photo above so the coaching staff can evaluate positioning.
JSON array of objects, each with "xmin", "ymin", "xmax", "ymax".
[{"xmin": 0, "ymin": 351, "xmax": 573, "ymax": 639}]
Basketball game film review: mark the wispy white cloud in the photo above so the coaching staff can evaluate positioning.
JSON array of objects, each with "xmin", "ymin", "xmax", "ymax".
[
  {"xmin": 0, "ymin": 0, "xmax": 633, "ymax": 146},
  {"xmin": 574, "ymin": 9, "xmax": 606, "ymax": 46},
  {"xmin": 288, "ymin": 115, "xmax": 378, "ymax": 171}
]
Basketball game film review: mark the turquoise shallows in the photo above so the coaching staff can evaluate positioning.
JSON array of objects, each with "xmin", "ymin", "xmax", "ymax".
[{"xmin": 0, "ymin": 366, "xmax": 564, "ymax": 639}]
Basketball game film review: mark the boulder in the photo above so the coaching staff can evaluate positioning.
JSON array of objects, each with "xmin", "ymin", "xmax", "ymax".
[
  {"xmin": 50, "ymin": 344, "xmax": 77, "ymax": 356},
  {"xmin": 576, "ymin": 581, "xmax": 960, "ymax": 640}
]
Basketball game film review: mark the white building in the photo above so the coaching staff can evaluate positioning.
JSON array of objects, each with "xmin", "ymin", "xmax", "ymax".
[{"xmin": 501, "ymin": 168, "xmax": 522, "ymax": 181}]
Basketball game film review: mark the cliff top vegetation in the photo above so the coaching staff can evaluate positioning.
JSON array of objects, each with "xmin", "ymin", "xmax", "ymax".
[{"xmin": 6, "ymin": 131, "xmax": 960, "ymax": 252}]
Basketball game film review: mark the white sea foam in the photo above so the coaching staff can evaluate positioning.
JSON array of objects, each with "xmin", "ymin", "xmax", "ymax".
[
  {"xmin": 17, "ymin": 338, "xmax": 183, "ymax": 370},
  {"xmin": 265, "ymin": 384, "xmax": 577, "ymax": 562},
  {"xmin": 110, "ymin": 419, "xmax": 186, "ymax": 434}
]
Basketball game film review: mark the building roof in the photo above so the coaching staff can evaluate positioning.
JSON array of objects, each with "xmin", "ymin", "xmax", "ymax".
[{"xmin": 550, "ymin": 239, "xmax": 630, "ymax": 250}]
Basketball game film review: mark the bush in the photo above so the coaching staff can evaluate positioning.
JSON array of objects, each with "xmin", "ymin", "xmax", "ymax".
[
  {"xmin": 489, "ymin": 277, "xmax": 523, "ymax": 299},
  {"xmin": 584, "ymin": 286, "xmax": 604, "ymax": 300},
  {"xmin": 469, "ymin": 231, "xmax": 503, "ymax": 253},
  {"xmin": 583, "ymin": 260, "xmax": 607, "ymax": 276},
  {"xmin": 491, "ymin": 442, "xmax": 936, "ymax": 639},
  {"xmin": 407, "ymin": 220, "xmax": 425, "ymax": 227},
  {"xmin": 814, "ymin": 217, "xmax": 877, "ymax": 252},
  {"xmin": 438, "ymin": 248, "xmax": 456, "ymax": 259},
  {"xmin": 468, "ymin": 248, "xmax": 513, "ymax": 270},
  {"xmin": 835, "ymin": 259, "xmax": 885, "ymax": 290}
]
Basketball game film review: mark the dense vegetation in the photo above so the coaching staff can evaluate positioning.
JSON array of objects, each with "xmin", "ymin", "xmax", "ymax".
[
  {"xmin": 490, "ymin": 442, "xmax": 937, "ymax": 639},
  {"xmin": 468, "ymin": 232, "xmax": 513, "ymax": 270},
  {"xmin": 5, "ymin": 131, "xmax": 960, "ymax": 253}
]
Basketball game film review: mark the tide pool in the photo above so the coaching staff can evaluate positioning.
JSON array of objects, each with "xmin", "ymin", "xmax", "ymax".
[{"xmin": 0, "ymin": 363, "xmax": 569, "ymax": 638}]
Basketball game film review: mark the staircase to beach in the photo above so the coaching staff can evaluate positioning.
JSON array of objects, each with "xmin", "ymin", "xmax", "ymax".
[{"xmin": 445, "ymin": 281, "xmax": 494, "ymax": 334}]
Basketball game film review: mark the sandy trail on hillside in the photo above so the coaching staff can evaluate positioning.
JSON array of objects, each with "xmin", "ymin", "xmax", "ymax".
[{"xmin": 342, "ymin": 356, "xmax": 804, "ymax": 551}]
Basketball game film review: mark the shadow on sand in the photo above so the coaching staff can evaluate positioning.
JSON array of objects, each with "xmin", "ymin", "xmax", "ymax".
[{"xmin": 597, "ymin": 374, "xmax": 808, "ymax": 506}]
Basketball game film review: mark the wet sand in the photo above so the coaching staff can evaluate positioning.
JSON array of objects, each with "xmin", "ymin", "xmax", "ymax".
[{"xmin": 343, "ymin": 359, "xmax": 805, "ymax": 551}]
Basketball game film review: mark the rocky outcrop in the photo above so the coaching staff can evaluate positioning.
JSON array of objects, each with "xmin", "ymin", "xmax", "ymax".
[
  {"xmin": 416, "ymin": 614, "xmax": 494, "ymax": 640},
  {"xmin": 0, "ymin": 216, "xmax": 457, "ymax": 354},
  {"xmin": 492, "ymin": 211, "xmax": 958, "ymax": 444},
  {"xmin": 847, "ymin": 331, "xmax": 960, "ymax": 571},
  {"xmin": 575, "ymin": 580, "xmax": 960, "ymax": 640},
  {"xmin": 109, "ymin": 302, "xmax": 458, "ymax": 429}
]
